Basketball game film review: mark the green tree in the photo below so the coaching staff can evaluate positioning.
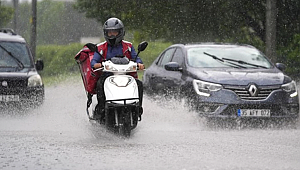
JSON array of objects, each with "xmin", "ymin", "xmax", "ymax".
[
  {"xmin": 74, "ymin": 0, "xmax": 260, "ymax": 43},
  {"xmin": 4, "ymin": 0, "xmax": 101, "ymax": 45},
  {"xmin": 0, "ymin": 2, "xmax": 14, "ymax": 28},
  {"xmin": 74, "ymin": 0, "xmax": 300, "ymax": 47},
  {"xmin": 276, "ymin": 0, "xmax": 300, "ymax": 47}
]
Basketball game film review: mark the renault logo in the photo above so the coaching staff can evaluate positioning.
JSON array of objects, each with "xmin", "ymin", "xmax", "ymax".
[
  {"xmin": 248, "ymin": 84, "xmax": 258, "ymax": 97},
  {"xmin": 1, "ymin": 81, "xmax": 8, "ymax": 87}
]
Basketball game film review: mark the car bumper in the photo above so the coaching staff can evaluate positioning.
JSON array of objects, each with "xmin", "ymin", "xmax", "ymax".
[
  {"xmin": 190, "ymin": 89, "xmax": 299, "ymax": 119},
  {"xmin": 0, "ymin": 86, "xmax": 44, "ymax": 105}
]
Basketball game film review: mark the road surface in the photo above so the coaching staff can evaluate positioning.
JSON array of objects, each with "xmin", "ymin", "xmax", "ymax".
[{"xmin": 0, "ymin": 75, "xmax": 300, "ymax": 170}]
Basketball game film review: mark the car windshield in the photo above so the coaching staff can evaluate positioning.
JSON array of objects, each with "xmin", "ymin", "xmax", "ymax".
[
  {"xmin": 0, "ymin": 42, "xmax": 32, "ymax": 68},
  {"xmin": 187, "ymin": 46, "xmax": 273, "ymax": 69}
]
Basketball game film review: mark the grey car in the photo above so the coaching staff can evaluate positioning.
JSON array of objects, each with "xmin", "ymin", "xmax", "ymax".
[{"xmin": 143, "ymin": 43, "xmax": 299, "ymax": 126}]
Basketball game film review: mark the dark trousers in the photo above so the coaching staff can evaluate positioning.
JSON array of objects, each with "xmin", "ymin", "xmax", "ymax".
[{"xmin": 96, "ymin": 74, "xmax": 143, "ymax": 111}]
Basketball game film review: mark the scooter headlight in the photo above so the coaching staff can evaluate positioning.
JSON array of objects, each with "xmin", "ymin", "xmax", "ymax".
[
  {"xmin": 126, "ymin": 65, "xmax": 137, "ymax": 72},
  {"xmin": 105, "ymin": 65, "xmax": 118, "ymax": 71},
  {"xmin": 109, "ymin": 76, "xmax": 133, "ymax": 87},
  {"xmin": 282, "ymin": 81, "xmax": 298, "ymax": 97},
  {"xmin": 193, "ymin": 79, "xmax": 222, "ymax": 97}
]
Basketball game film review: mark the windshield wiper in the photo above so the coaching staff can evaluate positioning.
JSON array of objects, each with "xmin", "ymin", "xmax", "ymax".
[
  {"xmin": 203, "ymin": 52, "xmax": 224, "ymax": 62},
  {"xmin": 222, "ymin": 57, "xmax": 268, "ymax": 69},
  {"xmin": 0, "ymin": 44, "xmax": 24, "ymax": 69},
  {"xmin": 203, "ymin": 52, "xmax": 246, "ymax": 68}
]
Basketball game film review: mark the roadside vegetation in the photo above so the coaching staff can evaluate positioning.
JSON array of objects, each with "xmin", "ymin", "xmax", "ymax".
[{"xmin": 37, "ymin": 41, "xmax": 172, "ymax": 86}]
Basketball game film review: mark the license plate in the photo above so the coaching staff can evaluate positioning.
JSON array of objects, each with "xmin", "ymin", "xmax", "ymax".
[
  {"xmin": 238, "ymin": 109, "xmax": 270, "ymax": 117},
  {"xmin": 0, "ymin": 95, "xmax": 20, "ymax": 102}
]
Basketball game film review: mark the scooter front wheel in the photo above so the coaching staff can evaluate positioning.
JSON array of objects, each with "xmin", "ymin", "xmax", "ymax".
[{"xmin": 117, "ymin": 109, "xmax": 131, "ymax": 137}]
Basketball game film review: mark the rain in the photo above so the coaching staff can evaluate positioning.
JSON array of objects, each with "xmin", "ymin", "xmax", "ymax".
[{"xmin": 1, "ymin": 0, "xmax": 300, "ymax": 169}]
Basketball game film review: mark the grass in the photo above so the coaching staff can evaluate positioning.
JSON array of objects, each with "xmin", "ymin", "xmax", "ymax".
[{"xmin": 40, "ymin": 40, "xmax": 172, "ymax": 87}]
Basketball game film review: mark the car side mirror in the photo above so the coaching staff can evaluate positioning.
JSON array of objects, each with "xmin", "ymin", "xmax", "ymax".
[
  {"xmin": 35, "ymin": 59, "xmax": 44, "ymax": 71},
  {"xmin": 165, "ymin": 62, "xmax": 182, "ymax": 71},
  {"xmin": 275, "ymin": 63, "xmax": 286, "ymax": 71}
]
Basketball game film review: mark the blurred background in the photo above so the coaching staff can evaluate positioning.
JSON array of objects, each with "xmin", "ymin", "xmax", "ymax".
[{"xmin": 1, "ymin": 0, "xmax": 299, "ymax": 82}]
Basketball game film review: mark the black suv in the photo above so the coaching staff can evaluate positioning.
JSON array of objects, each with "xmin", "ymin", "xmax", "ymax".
[{"xmin": 0, "ymin": 28, "xmax": 44, "ymax": 106}]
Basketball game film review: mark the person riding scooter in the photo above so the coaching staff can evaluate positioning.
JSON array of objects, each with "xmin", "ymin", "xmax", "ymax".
[{"xmin": 90, "ymin": 17, "xmax": 145, "ymax": 121}]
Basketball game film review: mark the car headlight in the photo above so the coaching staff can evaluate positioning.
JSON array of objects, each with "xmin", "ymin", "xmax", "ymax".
[
  {"xmin": 282, "ymin": 81, "xmax": 298, "ymax": 97},
  {"xmin": 28, "ymin": 74, "xmax": 43, "ymax": 87},
  {"xmin": 109, "ymin": 76, "xmax": 133, "ymax": 87},
  {"xmin": 193, "ymin": 79, "xmax": 222, "ymax": 97}
]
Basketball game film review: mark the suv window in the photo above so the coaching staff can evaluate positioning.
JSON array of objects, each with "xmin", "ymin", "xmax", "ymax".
[{"xmin": 0, "ymin": 42, "xmax": 32, "ymax": 68}]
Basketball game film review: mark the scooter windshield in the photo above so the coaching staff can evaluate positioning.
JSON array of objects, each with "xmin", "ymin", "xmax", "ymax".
[{"xmin": 110, "ymin": 56, "xmax": 129, "ymax": 65}]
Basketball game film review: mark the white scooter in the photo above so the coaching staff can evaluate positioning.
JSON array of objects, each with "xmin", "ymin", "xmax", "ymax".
[{"xmin": 85, "ymin": 41, "xmax": 148, "ymax": 137}]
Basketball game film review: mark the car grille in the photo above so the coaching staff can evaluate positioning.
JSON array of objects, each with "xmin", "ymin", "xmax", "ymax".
[
  {"xmin": 224, "ymin": 85, "xmax": 281, "ymax": 100},
  {"xmin": 0, "ymin": 78, "xmax": 27, "ymax": 89}
]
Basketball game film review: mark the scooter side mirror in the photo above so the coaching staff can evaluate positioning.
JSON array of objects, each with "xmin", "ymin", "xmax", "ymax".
[
  {"xmin": 85, "ymin": 43, "xmax": 98, "ymax": 53},
  {"xmin": 133, "ymin": 41, "xmax": 148, "ymax": 62},
  {"xmin": 138, "ymin": 41, "xmax": 148, "ymax": 52}
]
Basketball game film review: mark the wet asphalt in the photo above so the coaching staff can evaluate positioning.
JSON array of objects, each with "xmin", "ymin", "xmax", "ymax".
[{"xmin": 0, "ymin": 75, "xmax": 300, "ymax": 170}]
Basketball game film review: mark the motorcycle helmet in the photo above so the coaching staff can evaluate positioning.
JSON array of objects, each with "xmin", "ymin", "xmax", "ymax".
[{"xmin": 103, "ymin": 17, "xmax": 125, "ymax": 46}]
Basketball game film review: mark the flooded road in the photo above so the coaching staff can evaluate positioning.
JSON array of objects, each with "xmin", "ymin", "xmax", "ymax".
[{"xmin": 0, "ymin": 75, "xmax": 300, "ymax": 170}]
